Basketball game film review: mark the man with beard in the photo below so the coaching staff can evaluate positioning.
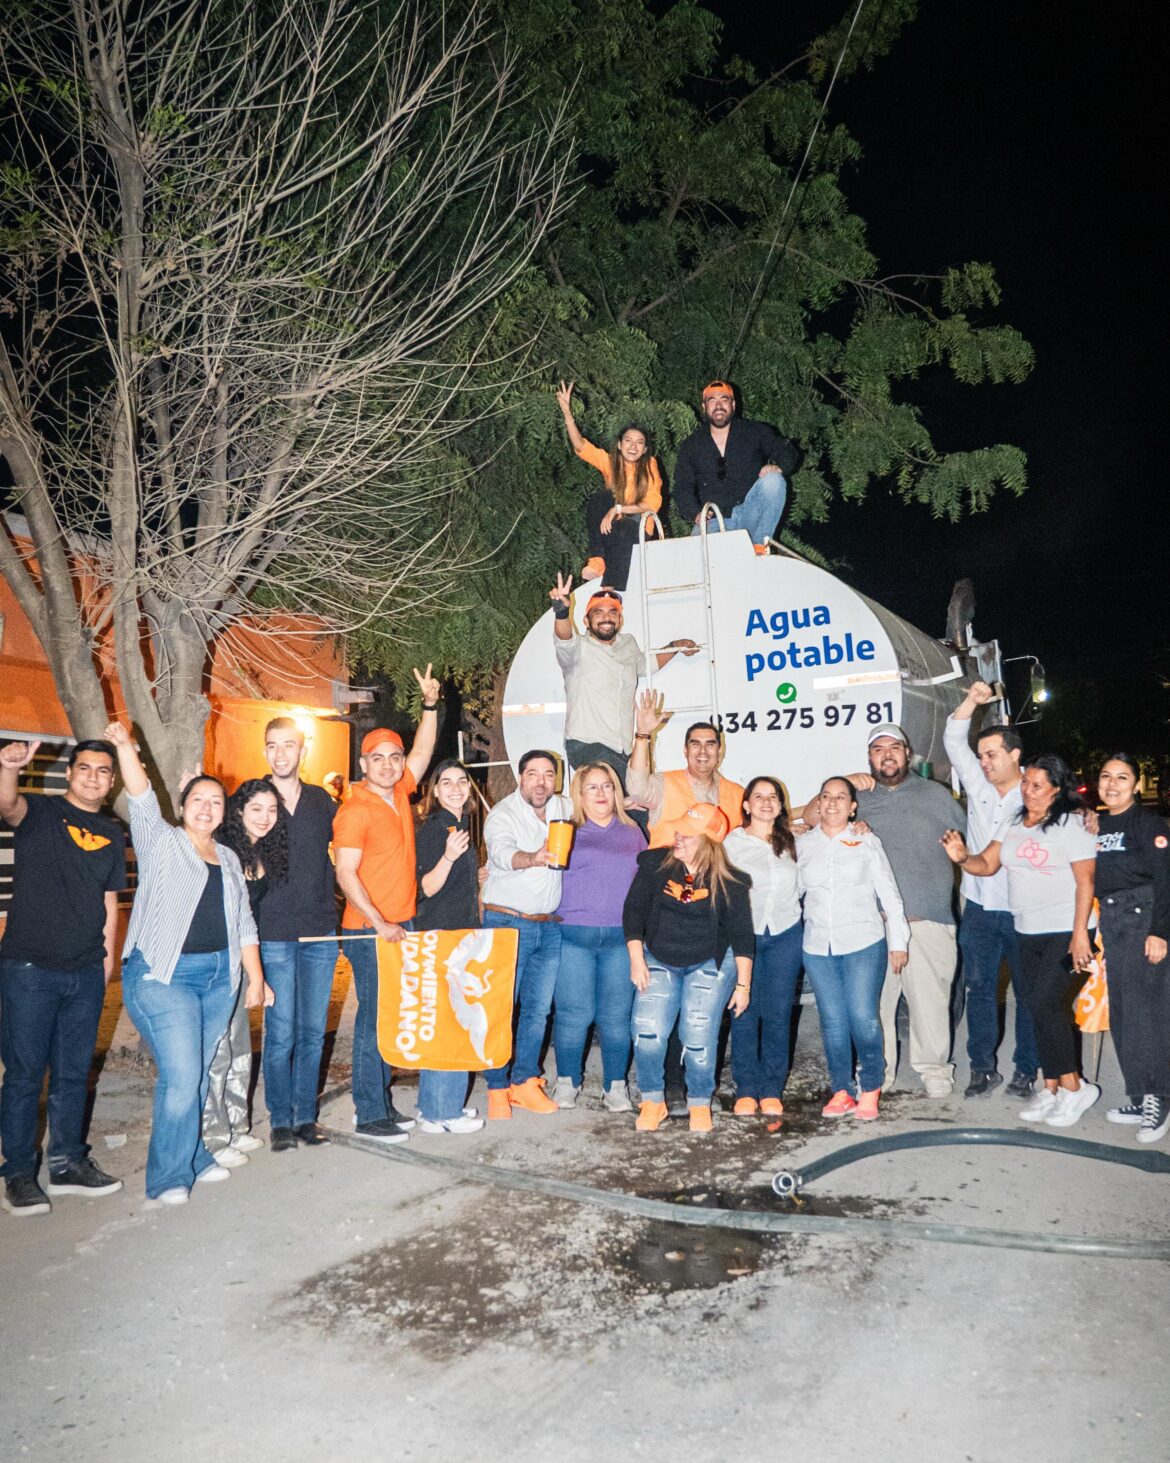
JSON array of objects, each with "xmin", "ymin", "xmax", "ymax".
[
  {"xmin": 855, "ymin": 725, "xmax": 965, "ymax": 1098},
  {"xmin": 674, "ymin": 381, "xmax": 800, "ymax": 551},
  {"xmin": 333, "ymin": 666, "xmax": 441, "ymax": 1143},
  {"xmin": 481, "ymin": 750, "xmax": 572, "ymax": 1119},
  {"xmin": 550, "ymin": 575, "xmax": 697, "ymax": 786}
]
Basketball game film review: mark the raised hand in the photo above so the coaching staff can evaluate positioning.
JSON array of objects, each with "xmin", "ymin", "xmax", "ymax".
[
  {"xmin": 967, "ymin": 680, "xmax": 996, "ymax": 705},
  {"xmin": 177, "ymin": 761, "xmax": 203, "ymax": 798},
  {"xmin": 555, "ymin": 380, "xmax": 574, "ymax": 415},
  {"xmin": 102, "ymin": 722, "xmax": 132, "ymax": 748},
  {"xmin": 445, "ymin": 827, "xmax": 471, "ymax": 862},
  {"xmin": 940, "ymin": 829, "xmax": 969, "ymax": 864},
  {"xmin": 634, "ymin": 689, "xmax": 669, "ymax": 736},
  {"xmin": 549, "ymin": 571, "xmax": 573, "ymax": 607},
  {"xmin": 0, "ymin": 739, "xmax": 40, "ymax": 770},
  {"xmin": 412, "ymin": 662, "xmax": 440, "ymax": 706}
]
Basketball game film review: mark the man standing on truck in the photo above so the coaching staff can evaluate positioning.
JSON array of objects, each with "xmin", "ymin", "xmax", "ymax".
[
  {"xmin": 626, "ymin": 691, "xmax": 744, "ymax": 846},
  {"xmin": 854, "ymin": 725, "xmax": 965, "ymax": 1099},
  {"xmin": 944, "ymin": 682, "xmax": 1039, "ymax": 1099},
  {"xmin": 673, "ymin": 381, "xmax": 800, "ymax": 552}
]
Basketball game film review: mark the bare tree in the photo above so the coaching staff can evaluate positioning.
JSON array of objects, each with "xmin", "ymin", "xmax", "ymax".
[{"xmin": 0, "ymin": 0, "xmax": 569, "ymax": 793}]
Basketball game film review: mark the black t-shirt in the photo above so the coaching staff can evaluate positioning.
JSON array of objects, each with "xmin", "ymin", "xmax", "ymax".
[
  {"xmin": 413, "ymin": 810, "xmax": 479, "ymax": 931},
  {"xmin": 181, "ymin": 863, "xmax": 230, "ymax": 954},
  {"xmin": 674, "ymin": 416, "xmax": 800, "ymax": 521},
  {"xmin": 0, "ymin": 794, "xmax": 127, "ymax": 972},
  {"xmin": 257, "ymin": 782, "xmax": 338, "ymax": 940},
  {"xmin": 1096, "ymin": 805, "xmax": 1170, "ymax": 939}
]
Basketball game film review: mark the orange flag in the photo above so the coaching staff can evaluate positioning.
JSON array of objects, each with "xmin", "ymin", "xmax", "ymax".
[
  {"xmin": 1075, "ymin": 924, "xmax": 1109, "ymax": 1034},
  {"xmin": 375, "ymin": 927, "xmax": 518, "ymax": 1071}
]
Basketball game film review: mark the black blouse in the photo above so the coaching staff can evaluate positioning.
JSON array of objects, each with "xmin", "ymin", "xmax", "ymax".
[{"xmin": 414, "ymin": 810, "xmax": 479, "ymax": 931}]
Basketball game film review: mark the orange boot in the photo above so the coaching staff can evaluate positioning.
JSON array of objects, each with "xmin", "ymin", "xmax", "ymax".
[
  {"xmin": 689, "ymin": 1105, "xmax": 713, "ymax": 1132},
  {"xmin": 487, "ymin": 1089, "xmax": 512, "ymax": 1121},
  {"xmin": 759, "ymin": 1098, "xmax": 784, "ymax": 1117},
  {"xmin": 635, "ymin": 1100, "xmax": 668, "ymax": 1132},
  {"xmin": 508, "ymin": 1077, "xmax": 558, "ymax": 1114},
  {"xmin": 854, "ymin": 1089, "xmax": 880, "ymax": 1121},
  {"xmin": 733, "ymin": 1097, "xmax": 759, "ymax": 1116}
]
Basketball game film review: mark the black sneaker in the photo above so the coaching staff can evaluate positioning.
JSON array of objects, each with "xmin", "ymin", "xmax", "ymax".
[
  {"xmin": 2, "ymin": 1175, "xmax": 51, "ymax": 1217},
  {"xmin": 1005, "ymin": 1068, "xmax": 1035, "ymax": 1099},
  {"xmin": 1106, "ymin": 1100, "xmax": 1144, "ymax": 1125},
  {"xmin": 665, "ymin": 1090, "xmax": 688, "ymax": 1119},
  {"xmin": 388, "ymin": 1105, "xmax": 417, "ymax": 1132},
  {"xmin": 355, "ymin": 1118, "xmax": 410, "ymax": 1145},
  {"xmin": 46, "ymin": 1158, "xmax": 123, "ymax": 1197},
  {"xmin": 294, "ymin": 1123, "xmax": 331, "ymax": 1146},
  {"xmin": 1136, "ymin": 1095, "xmax": 1170, "ymax": 1145},
  {"xmin": 270, "ymin": 1127, "xmax": 298, "ymax": 1151},
  {"xmin": 964, "ymin": 1070, "xmax": 1004, "ymax": 1099}
]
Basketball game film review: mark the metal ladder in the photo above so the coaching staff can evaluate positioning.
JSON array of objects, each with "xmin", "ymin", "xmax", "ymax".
[{"xmin": 635, "ymin": 505, "xmax": 723, "ymax": 722}]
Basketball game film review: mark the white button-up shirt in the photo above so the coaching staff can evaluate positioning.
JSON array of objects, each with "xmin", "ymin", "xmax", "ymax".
[
  {"xmin": 482, "ymin": 789, "xmax": 572, "ymax": 916},
  {"xmin": 796, "ymin": 824, "xmax": 910, "ymax": 956},
  {"xmin": 724, "ymin": 828, "xmax": 801, "ymax": 936},
  {"xmin": 943, "ymin": 715, "xmax": 1020, "ymax": 913}
]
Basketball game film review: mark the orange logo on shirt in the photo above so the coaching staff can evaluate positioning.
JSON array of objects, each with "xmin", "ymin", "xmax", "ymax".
[
  {"xmin": 665, "ymin": 879, "xmax": 709, "ymax": 903},
  {"xmin": 66, "ymin": 824, "xmax": 111, "ymax": 852}
]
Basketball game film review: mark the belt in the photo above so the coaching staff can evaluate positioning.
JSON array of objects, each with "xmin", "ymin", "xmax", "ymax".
[{"xmin": 483, "ymin": 903, "xmax": 562, "ymax": 924}]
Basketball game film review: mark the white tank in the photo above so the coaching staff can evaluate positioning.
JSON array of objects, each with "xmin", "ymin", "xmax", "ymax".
[{"xmin": 502, "ymin": 528, "xmax": 997, "ymax": 806}]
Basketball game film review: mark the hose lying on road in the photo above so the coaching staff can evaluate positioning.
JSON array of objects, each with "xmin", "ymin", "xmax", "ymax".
[
  {"xmin": 319, "ymin": 1122, "xmax": 1170, "ymax": 1262},
  {"xmin": 771, "ymin": 1126, "xmax": 1170, "ymax": 1199}
]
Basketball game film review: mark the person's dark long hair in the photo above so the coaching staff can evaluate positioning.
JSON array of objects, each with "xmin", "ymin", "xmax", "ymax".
[
  {"xmin": 221, "ymin": 779, "xmax": 290, "ymax": 883},
  {"xmin": 1014, "ymin": 753, "xmax": 1086, "ymax": 831},
  {"xmin": 606, "ymin": 422, "xmax": 656, "ymax": 507},
  {"xmin": 742, "ymin": 776, "xmax": 796, "ymax": 859}
]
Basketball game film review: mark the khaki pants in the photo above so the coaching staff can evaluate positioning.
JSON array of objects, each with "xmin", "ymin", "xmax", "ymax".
[{"xmin": 880, "ymin": 920, "xmax": 957, "ymax": 1090}]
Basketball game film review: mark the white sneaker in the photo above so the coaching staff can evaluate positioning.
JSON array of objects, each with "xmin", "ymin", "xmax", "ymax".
[
  {"xmin": 231, "ymin": 1133, "xmax": 265, "ymax": 1152},
  {"xmin": 1018, "ymin": 1087, "xmax": 1059, "ymax": 1123},
  {"xmin": 145, "ymin": 1187, "xmax": 189, "ymax": 1208},
  {"xmin": 417, "ymin": 1113, "xmax": 485, "ymax": 1134},
  {"xmin": 195, "ymin": 1164, "xmax": 231, "ymax": 1184},
  {"xmin": 1043, "ymin": 1082, "xmax": 1100, "ymax": 1128},
  {"xmin": 552, "ymin": 1076, "xmax": 579, "ymax": 1109},
  {"xmin": 603, "ymin": 1081, "xmax": 633, "ymax": 1113},
  {"xmin": 214, "ymin": 1147, "xmax": 249, "ymax": 1168},
  {"xmin": 923, "ymin": 1075, "xmax": 954, "ymax": 1099}
]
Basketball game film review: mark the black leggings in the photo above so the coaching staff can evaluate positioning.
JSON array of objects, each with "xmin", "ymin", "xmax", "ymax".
[
  {"xmin": 1100, "ymin": 890, "xmax": 1170, "ymax": 1098},
  {"xmin": 1016, "ymin": 931, "xmax": 1083, "ymax": 1080},
  {"xmin": 584, "ymin": 490, "xmax": 653, "ymax": 590}
]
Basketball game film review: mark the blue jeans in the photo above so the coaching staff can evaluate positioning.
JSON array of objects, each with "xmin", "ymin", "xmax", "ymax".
[
  {"xmin": 417, "ymin": 1070, "xmax": 470, "ymax": 1122},
  {"xmin": 959, "ymin": 903, "xmax": 1038, "ymax": 1076},
  {"xmin": 0, "ymin": 959, "xmax": 106, "ymax": 1178},
  {"xmin": 121, "ymin": 947, "xmax": 236, "ymax": 1197},
  {"xmin": 729, "ymin": 923, "xmax": 803, "ymax": 1100},
  {"xmin": 483, "ymin": 911, "xmax": 562, "ymax": 1090},
  {"xmin": 260, "ymin": 938, "xmax": 339, "ymax": 1128},
  {"xmin": 632, "ymin": 955, "xmax": 735, "ymax": 1105},
  {"xmin": 553, "ymin": 925, "xmax": 634, "ymax": 1087},
  {"xmin": 803, "ymin": 938, "xmax": 887, "ymax": 1095},
  {"xmin": 690, "ymin": 471, "xmax": 787, "ymax": 546},
  {"xmin": 344, "ymin": 930, "xmax": 401, "ymax": 1125}
]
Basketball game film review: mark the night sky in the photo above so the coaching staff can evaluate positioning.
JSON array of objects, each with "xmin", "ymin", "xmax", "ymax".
[{"xmin": 712, "ymin": 1, "xmax": 1162, "ymax": 751}]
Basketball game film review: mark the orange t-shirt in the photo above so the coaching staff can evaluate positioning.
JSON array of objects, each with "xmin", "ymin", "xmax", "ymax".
[
  {"xmin": 576, "ymin": 438, "xmax": 663, "ymax": 512},
  {"xmin": 333, "ymin": 772, "xmax": 418, "ymax": 927}
]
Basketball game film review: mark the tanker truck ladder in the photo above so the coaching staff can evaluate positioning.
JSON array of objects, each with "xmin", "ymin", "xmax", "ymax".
[{"xmin": 635, "ymin": 507, "xmax": 722, "ymax": 721}]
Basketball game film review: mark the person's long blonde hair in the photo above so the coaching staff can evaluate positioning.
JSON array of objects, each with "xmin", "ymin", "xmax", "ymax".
[
  {"xmin": 664, "ymin": 832, "xmax": 743, "ymax": 905},
  {"xmin": 569, "ymin": 762, "xmax": 635, "ymax": 828}
]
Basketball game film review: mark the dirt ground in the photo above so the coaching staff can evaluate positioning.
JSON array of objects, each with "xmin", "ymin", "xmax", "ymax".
[{"xmin": 2, "ymin": 972, "xmax": 1168, "ymax": 1463}]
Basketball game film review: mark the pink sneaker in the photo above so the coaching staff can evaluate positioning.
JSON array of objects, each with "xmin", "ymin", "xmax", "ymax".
[
  {"xmin": 822, "ymin": 1090, "xmax": 857, "ymax": 1118},
  {"xmin": 854, "ymin": 1089, "xmax": 880, "ymax": 1121}
]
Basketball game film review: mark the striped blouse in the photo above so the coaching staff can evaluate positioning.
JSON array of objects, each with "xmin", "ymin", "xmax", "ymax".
[{"xmin": 122, "ymin": 788, "xmax": 258, "ymax": 985}]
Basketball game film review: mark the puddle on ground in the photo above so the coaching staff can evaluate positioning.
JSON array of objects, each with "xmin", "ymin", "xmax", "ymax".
[{"xmin": 610, "ymin": 1219, "xmax": 772, "ymax": 1291}]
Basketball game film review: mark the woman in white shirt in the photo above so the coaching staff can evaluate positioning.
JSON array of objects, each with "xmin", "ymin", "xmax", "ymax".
[
  {"xmin": 797, "ymin": 777, "xmax": 909, "ymax": 1122},
  {"xmin": 724, "ymin": 778, "xmax": 802, "ymax": 1117},
  {"xmin": 942, "ymin": 752, "xmax": 1098, "ymax": 1128}
]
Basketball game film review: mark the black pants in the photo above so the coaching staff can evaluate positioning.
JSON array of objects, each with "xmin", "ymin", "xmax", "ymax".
[
  {"xmin": 1016, "ymin": 931, "xmax": 1083, "ymax": 1080},
  {"xmin": 1100, "ymin": 890, "xmax": 1170, "ymax": 1098},
  {"xmin": 585, "ymin": 491, "xmax": 648, "ymax": 591}
]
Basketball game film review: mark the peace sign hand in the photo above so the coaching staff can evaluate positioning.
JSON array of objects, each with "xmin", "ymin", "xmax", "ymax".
[
  {"xmin": 413, "ymin": 663, "xmax": 440, "ymax": 706},
  {"xmin": 556, "ymin": 380, "xmax": 575, "ymax": 415},
  {"xmin": 549, "ymin": 572, "xmax": 573, "ymax": 607}
]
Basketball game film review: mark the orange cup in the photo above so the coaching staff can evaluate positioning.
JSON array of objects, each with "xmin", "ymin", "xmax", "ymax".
[{"xmin": 546, "ymin": 820, "xmax": 574, "ymax": 870}]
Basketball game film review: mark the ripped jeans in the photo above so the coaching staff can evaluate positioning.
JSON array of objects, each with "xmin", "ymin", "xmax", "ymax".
[{"xmin": 631, "ymin": 954, "xmax": 735, "ymax": 1107}]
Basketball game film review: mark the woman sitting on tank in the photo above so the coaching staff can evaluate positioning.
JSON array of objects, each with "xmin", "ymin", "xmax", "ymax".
[
  {"xmin": 623, "ymin": 803, "xmax": 753, "ymax": 1133},
  {"xmin": 724, "ymin": 777, "xmax": 802, "ymax": 1118},
  {"xmin": 556, "ymin": 379, "xmax": 662, "ymax": 591}
]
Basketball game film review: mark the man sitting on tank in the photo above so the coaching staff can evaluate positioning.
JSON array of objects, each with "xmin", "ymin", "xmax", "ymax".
[
  {"xmin": 549, "ymin": 574, "xmax": 696, "ymax": 790},
  {"xmin": 673, "ymin": 381, "xmax": 800, "ymax": 554}
]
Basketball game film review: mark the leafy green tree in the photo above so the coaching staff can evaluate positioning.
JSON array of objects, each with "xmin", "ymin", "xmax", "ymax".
[{"xmin": 353, "ymin": 0, "xmax": 1034, "ymax": 740}]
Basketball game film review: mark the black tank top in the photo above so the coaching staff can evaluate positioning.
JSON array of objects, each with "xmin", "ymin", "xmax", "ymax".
[{"xmin": 181, "ymin": 863, "xmax": 229, "ymax": 954}]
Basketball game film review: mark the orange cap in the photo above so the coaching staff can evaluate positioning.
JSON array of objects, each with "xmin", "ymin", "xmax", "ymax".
[
  {"xmin": 662, "ymin": 802, "xmax": 730, "ymax": 844},
  {"xmin": 702, "ymin": 380, "xmax": 735, "ymax": 400},
  {"xmin": 360, "ymin": 727, "xmax": 404, "ymax": 757}
]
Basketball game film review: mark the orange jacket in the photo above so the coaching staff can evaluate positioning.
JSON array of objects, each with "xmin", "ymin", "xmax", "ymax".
[{"xmin": 575, "ymin": 438, "xmax": 663, "ymax": 512}]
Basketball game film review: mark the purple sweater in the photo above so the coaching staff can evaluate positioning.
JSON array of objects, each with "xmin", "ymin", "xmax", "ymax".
[{"xmin": 557, "ymin": 819, "xmax": 647, "ymax": 927}]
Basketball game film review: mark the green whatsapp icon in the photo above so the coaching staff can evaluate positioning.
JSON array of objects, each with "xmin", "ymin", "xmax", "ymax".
[{"xmin": 775, "ymin": 682, "xmax": 797, "ymax": 704}]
